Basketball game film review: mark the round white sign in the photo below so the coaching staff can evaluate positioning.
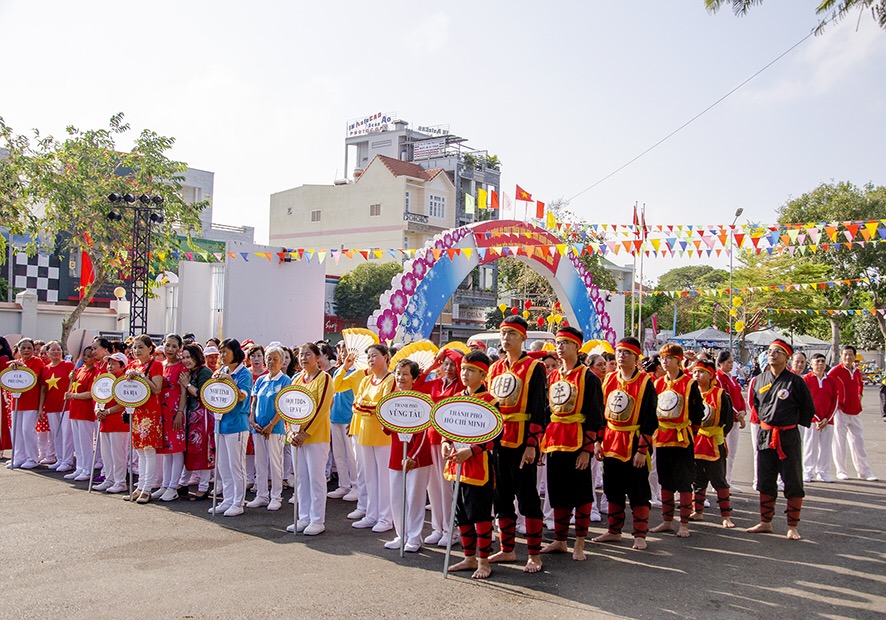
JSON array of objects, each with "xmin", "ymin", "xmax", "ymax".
[
  {"xmin": 431, "ymin": 396, "xmax": 503, "ymax": 444},
  {"xmin": 201, "ymin": 379, "xmax": 239, "ymax": 415},
  {"xmin": 0, "ymin": 367, "xmax": 38, "ymax": 393},
  {"xmin": 376, "ymin": 392, "xmax": 433, "ymax": 434},
  {"xmin": 112, "ymin": 377, "xmax": 152, "ymax": 408},
  {"xmin": 91, "ymin": 373, "xmax": 116, "ymax": 404},
  {"xmin": 275, "ymin": 384, "xmax": 317, "ymax": 425}
]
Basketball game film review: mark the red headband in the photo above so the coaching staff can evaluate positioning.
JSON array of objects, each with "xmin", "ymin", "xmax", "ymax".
[
  {"xmin": 770, "ymin": 339, "xmax": 793, "ymax": 357},
  {"xmin": 500, "ymin": 322, "xmax": 527, "ymax": 338},
  {"xmin": 555, "ymin": 330, "xmax": 582, "ymax": 347},
  {"xmin": 694, "ymin": 360, "xmax": 716, "ymax": 375},
  {"xmin": 616, "ymin": 342, "xmax": 642, "ymax": 357},
  {"xmin": 462, "ymin": 361, "xmax": 489, "ymax": 373}
]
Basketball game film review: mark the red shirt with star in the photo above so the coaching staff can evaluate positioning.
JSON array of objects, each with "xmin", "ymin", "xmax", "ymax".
[{"xmin": 41, "ymin": 361, "xmax": 74, "ymax": 412}]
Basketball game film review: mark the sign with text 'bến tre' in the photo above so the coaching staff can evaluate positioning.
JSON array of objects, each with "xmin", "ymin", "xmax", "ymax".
[
  {"xmin": 200, "ymin": 378, "xmax": 240, "ymax": 415},
  {"xmin": 112, "ymin": 376, "xmax": 152, "ymax": 408},
  {"xmin": 431, "ymin": 396, "xmax": 503, "ymax": 444},
  {"xmin": 275, "ymin": 384, "xmax": 317, "ymax": 426},
  {"xmin": 376, "ymin": 391, "xmax": 433, "ymax": 434}
]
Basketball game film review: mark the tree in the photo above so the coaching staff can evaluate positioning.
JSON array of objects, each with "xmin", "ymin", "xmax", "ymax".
[
  {"xmin": 334, "ymin": 262, "xmax": 404, "ymax": 323},
  {"xmin": 705, "ymin": 0, "xmax": 886, "ymax": 33},
  {"xmin": 0, "ymin": 113, "xmax": 207, "ymax": 350},
  {"xmin": 649, "ymin": 266, "xmax": 730, "ymax": 335},
  {"xmin": 776, "ymin": 181, "xmax": 886, "ymax": 359}
]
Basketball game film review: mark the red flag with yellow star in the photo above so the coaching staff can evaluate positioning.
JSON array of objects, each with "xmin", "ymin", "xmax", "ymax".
[{"xmin": 516, "ymin": 185, "xmax": 532, "ymax": 202}]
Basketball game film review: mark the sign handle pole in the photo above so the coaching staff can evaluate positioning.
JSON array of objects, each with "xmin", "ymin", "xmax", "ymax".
[
  {"xmin": 211, "ymin": 421, "xmax": 220, "ymax": 519},
  {"xmin": 443, "ymin": 461, "xmax": 463, "ymax": 578},
  {"xmin": 400, "ymin": 439, "xmax": 409, "ymax": 558},
  {"xmin": 87, "ymin": 407, "xmax": 102, "ymax": 493},
  {"xmin": 292, "ymin": 441, "xmax": 299, "ymax": 536},
  {"xmin": 9, "ymin": 395, "xmax": 20, "ymax": 470},
  {"xmin": 127, "ymin": 407, "xmax": 134, "ymax": 497}
]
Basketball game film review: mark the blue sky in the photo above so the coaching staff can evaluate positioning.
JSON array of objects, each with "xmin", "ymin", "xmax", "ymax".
[{"xmin": 2, "ymin": 1, "xmax": 884, "ymax": 281}]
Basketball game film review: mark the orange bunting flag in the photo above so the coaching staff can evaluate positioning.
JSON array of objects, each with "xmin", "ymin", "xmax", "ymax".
[
  {"xmin": 516, "ymin": 185, "xmax": 533, "ymax": 202},
  {"xmin": 491, "ymin": 190, "xmax": 499, "ymax": 209}
]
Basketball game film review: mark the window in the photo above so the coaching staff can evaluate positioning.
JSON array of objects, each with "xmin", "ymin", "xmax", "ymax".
[
  {"xmin": 310, "ymin": 209, "xmax": 321, "ymax": 222},
  {"xmin": 405, "ymin": 191, "xmax": 410, "ymax": 211},
  {"xmin": 429, "ymin": 194, "xmax": 446, "ymax": 219},
  {"xmin": 370, "ymin": 203, "xmax": 381, "ymax": 217},
  {"xmin": 286, "ymin": 207, "xmax": 292, "ymax": 215}
]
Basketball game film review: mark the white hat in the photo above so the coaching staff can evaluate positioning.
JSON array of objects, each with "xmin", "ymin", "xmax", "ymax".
[
  {"xmin": 204, "ymin": 346, "xmax": 220, "ymax": 355},
  {"xmin": 106, "ymin": 352, "xmax": 128, "ymax": 365}
]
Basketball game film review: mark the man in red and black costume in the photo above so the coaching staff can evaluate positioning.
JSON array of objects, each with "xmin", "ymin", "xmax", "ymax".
[
  {"xmin": 487, "ymin": 315, "xmax": 549, "ymax": 573},
  {"xmin": 539, "ymin": 326, "xmax": 605, "ymax": 561},
  {"xmin": 748, "ymin": 338, "xmax": 815, "ymax": 540},
  {"xmin": 592, "ymin": 336, "xmax": 659, "ymax": 550},
  {"xmin": 689, "ymin": 359, "xmax": 735, "ymax": 528},
  {"xmin": 650, "ymin": 343, "xmax": 704, "ymax": 538}
]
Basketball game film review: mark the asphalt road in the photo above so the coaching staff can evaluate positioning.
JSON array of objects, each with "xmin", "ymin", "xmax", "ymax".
[{"xmin": 2, "ymin": 388, "xmax": 884, "ymax": 620}]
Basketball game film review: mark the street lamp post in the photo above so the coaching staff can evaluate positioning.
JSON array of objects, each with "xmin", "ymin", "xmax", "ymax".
[{"xmin": 729, "ymin": 207, "xmax": 744, "ymax": 356}]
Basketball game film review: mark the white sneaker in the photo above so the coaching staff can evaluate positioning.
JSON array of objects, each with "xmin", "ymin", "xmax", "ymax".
[
  {"xmin": 384, "ymin": 538, "xmax": 402, "ymax": 550},
  {"xmin": 303, "ymin": 523, "xmax": 325, "ymax": 536},
  {"xmin": 267, "ymin": 498, "xmax": 283, "ymax": 511},
  {"xmin": 289, "ymin": 496, "xmax": 295, "ymax": 504},
  {"xmin": 150, "ymin": 487, "xmax": 167, "ymax": 500},
  {"xmin": 327, "ymin": 487, "xmax": 349, "ymax": 499},
  {"xmin": 803, "ymin": 476, "xmax": 813, "ymax": 483},
  {"xmin": 47, "ymin": 462, "xmax": 60, "ymax": 470},
  {"xmin": 63, "ymin": 470, "xmax": 80, "ymax": 480},
  {"xmin": 424, "ymin": 531, "xmax": 443, "ymax": 545},
  {"xmin": 371, "ymin": 521, "xmax": 393, "ymax": 533},
  {"xmin": 543, "ymin": 519, "xmax": 554, "ymax": 530},
  {"xmin": 703, "ymin": 499, "xmax": 710, "ymax": 508},
  {"xmin": 160, "ymin": 488, "xmax": 179, "ymax": 502},
  {"xmin": 20, "ymin": 460, "xmax": 38, "ymax": 469},
  {"xmin": 864, "ymin": 475, "xmax": 879, "ymax": 482},
  {"xmin": 590, "ymin": 508, "xmax": 602, "ymax": 523},
  {"xmin": 246, "ymin": 497, "xmax": 270, "ymax": 509},
  {"xmin": 729, "ymin": 485, "xmax": 744, "ymax": 493},
  {"xmin": 651, "ymin": 499, "xmax": 662, "ymax": 508},
  {"xmin": 342, "ymin": 491, "xmax": 359, "ymax": 502},
  {"xmin": 73, "ymin": 472, "xmax": 91, "ymax": 481},
  {"xmin": 817, "ymin": 474, "xmax": 835, "ymax": 483},
  {"xmin": 223, "ymin": 505, "xmax": 244, "ymax": 517},
  {"xmin": 292, "ymin": 519, "xmax": 309, "ymax": 532},
  {"xmin": 106, "ymin": 483, "xmax": 128, "ymax": 494},
  {"xmin": 777, "ymin": 481, "xmax": 785, "ymax": 491},
  {"xmin": 836, "ymin": 472, "xmax": 850, "ymax": 480},
  {"xmin": 208, "ymin": 503, "xmax": 232, "ymax": 515},
  {"xmin": 56, "ymin": 464, "xmax": 74, "ymax": 473},
  {"xmin": 347, "ymin": 509, "xmax": 366, "ymax": 520},
  {"xmin": 404, "ymin": 542, "xmax": 421, "ymax": 553},
  {"xmin": 437, "ymin": 532, "xmax": 456, "ymax": 548},
  {"xmin": 352, "ymin": 517, "xmax": 377, "ymax": 529},
  {"xmin": 94, "ymin": 480, "xmax": 114, "ymax": 492}
]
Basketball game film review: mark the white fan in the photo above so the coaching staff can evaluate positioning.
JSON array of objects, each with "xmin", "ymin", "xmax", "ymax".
[
  {"xmin": 389, "ymin": 341, "xmax": 439, "ymax": 371},
  {"xmin": 342, "ymin": 328, "xmax": 380, "ymax": 371}
]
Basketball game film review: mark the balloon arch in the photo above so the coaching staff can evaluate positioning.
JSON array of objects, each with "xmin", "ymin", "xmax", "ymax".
[{"xmin": 368, "ymin": 220, "xmax": 616, "ymax": 345}]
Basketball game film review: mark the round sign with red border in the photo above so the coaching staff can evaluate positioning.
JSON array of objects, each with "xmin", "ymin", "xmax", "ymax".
[
  {"xmin": 112, "ymin": 376, "xmax": 152, "ymax": 408},
  {"xmin": 0, "ymin": 366, "xmax": 38, "ymax": 394},
  {"xmin": 376, "ymin": 391, "xmax": 433, "ymax": 434},
  {"xmin": 431, "ymin": 396, "xmax": 503, "ymax": 444},
  {"xmin": 275, "ymin": 384, "xmax": 317, "ymax": 426},
  {"xmin": 200, "ymin": 378, "xmax": 240, "ymax": 415},
  {"xmin": 91, "ymin": 373, "xmax": 116, "ymax": 405}
]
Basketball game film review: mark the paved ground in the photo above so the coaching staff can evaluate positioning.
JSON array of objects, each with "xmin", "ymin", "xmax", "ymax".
[{"xmin": 1, "ymin": 388, "xmax": 884, "ymax": 620}]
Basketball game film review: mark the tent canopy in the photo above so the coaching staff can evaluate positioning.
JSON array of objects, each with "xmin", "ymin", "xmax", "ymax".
[{"xmin": 672, "ymin": 327, "xmax": 731, "ymax": 347}]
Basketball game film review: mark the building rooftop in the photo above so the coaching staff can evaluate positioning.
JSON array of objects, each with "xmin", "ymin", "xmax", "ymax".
[{"xmin": 372, "ymin": 155, "xmax": 446, "ymax": 182}]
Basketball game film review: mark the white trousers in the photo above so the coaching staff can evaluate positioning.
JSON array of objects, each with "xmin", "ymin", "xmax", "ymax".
[
  {"xmin": 12, "ymin": 409, "xmax": 39, "ymax": 466},
  {"xmin": 356, "ymin": 443, "xmax": 392, "ymax": 526},
  {"xmin": 136, "ymin": 448, "xmax": 157, "ymax": 490},
  {"xmin": 71, "ymin": 419, "xmax": 96, "ymax": 475},
  {"xmin": 725, "ymin": 424, "xmax": 740, "ymax": 485},
  {"xmin": 353, "ymin": 436, "xmax": 368, "ymax": 512},
  {"xmin": 296, "ymin": 442, "xmax": 330, "ymax": 525},
  {"xmin": 330, "ymin": 423, "xmax": 358, "ymax": 490},
  {"xmin": 390, "ymin": 465, "xmax": 431, "ymax": 546},
  {"xmin": 591, "ymin": 455, "xmax": 607, "ymax": 513},
  {"xmin": 283, "ymin": 444, "xmax": 295, "ymax": 483},
  {"xmin": 100, "ymin": 432, "xmax": 129, "ymax": 486},
  {"xmin": 218, "ymin": 431, "xmax": 247, "ymax": 507},
  {"xmin": 160, "ymin": 452, "xmax": 185, "ymax": 489},
  {"xmin": 254, "ymin": 433, "xmax": 285, "ymax": 501},
  {"xmin": 426, "ymin": 448, "xmax": 453, "ymax": 535},
  {"xmin": 833, "ymin": 411, "xmax": 873, "ymax": 478},
  {"xmin": 803, "ymin": 424, "xmax": 834, "ymax": 479},
  {"xmin": 47, "ymin": 410, "xmax": 74, "ymax": 468},
  {"xmin": 648, "ymin": 449, "xmax": 661, "ymax": 501},
  {"xmin": 37, "ymin": 431, "xmax": 55, "ymax": 462}
]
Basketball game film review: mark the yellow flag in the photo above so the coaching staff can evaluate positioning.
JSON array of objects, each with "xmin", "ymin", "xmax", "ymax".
[
  {"xmin": 546, "ymin": 210, "xmax": 556, "ymax": 229},
  {"xmin": 478, "ymin": 188, "xmax": 488, "ymax": 210}
]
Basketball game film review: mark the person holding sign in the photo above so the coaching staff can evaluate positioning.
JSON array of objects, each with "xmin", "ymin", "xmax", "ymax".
[
  {"xmin": 287, "ymin": 343, "xmax": 333, "ymax": 535},
  {"xmin": 592, "ymin": 337, "xmax": 659, "ymax": 550},
  {"xmin": 37, "ymin": 341, "xmax": 74, "ymax": 472},
  {"xmin": 64, "ymin": 346, "xmax": 99, "ymax": 482},
  {"xmin": 383, "ymin": 360, "xmax": 432, "ymax": 552},
  {"xmin": 414, "ymin": 348, "xmax": 464, "ymax": 548},
  {"xmin": 7, "ymin": 337, "xmax": 44, "ymax": 469},
  {"xmin": 338, "ymin": 344, "xmax": 395, "ymax": 532},
  {"xmin": 94, "ymin": 353, "xmax": 131, "ymax": 493},
  {"xmin": 247, "ymin": 346, "xmax": 289, "ymax": 513},
  {"xmin": 444, "ymin": 351, "xmax": 498, "ymax": 579},
  {"xmin": 539, "ymin": 327, "xmax": 605, "ymax": 561},
  {"xmin": 125, "ymin": 335, "xmax": 164, "ymax": 503},
  {"xmin": 209, "ymin": 339, "xmax": 253, "ymax": 517},
  {"xmin": 180, "ymin": 344, "xmax": 215, "ymax": 500},
  {"xmin": 0, "ymin": 336, "xmax": 13, "ymax": 456},
  {"xmin": 487, "ymin": 316, "xmax": 549, "ymax": 574}
]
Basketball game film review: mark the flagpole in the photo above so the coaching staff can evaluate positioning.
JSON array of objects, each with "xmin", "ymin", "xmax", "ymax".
[
  {"xmin": 637, "ymin": 203, "xmax": 646, "ymax": 349},
  {"xmin": 630, "ymin": 202, "xmax": 638, "ymax": 338}
]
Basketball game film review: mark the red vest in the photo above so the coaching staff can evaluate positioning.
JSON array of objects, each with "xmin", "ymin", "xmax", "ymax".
[
  {"xmin": 444, "ymin": 390, "xmax": 497, "ymax": 486},
  {"xmin": 488, "ymin": 356, "xmax": 540, "ymax": 449},
  {"xmin": 694, "ymin": 386, "xmax": 725, "ymax": 461},
  {"xmin": 541, "ymin": 365, "xmax": 587, "ymax": 453},
  {"xmin": 602, "ymin": 370, "xmax": 650, "ymax": 462},
  {"xmin": 653, "ymin": 373, "xmax": 695, "ymax": 448}
]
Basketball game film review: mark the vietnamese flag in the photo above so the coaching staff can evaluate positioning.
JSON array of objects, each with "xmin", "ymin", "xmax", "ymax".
[
  {"xmin": 490, "ymin": 190, "xmax": 499, "ymax": 209},
  {"xmin": 516, "ymin": 185, "xmax": 532, "ymax": 202}
]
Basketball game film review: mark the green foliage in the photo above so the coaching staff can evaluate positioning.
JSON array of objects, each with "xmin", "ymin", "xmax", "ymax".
[
  {"xmin": 484, "ymin": 154, "xmax": 501, "ymax": 171},
  {"xmin": 0, "ymin": 113, "xmax": 208, "ymax": 347},
  {"xmin": 649, "ymin": 266, "xmax": 731, "ymax": 335},
  {"xmin": 704, "ymin": 0, "xmax": 886, "ymax": 33},
  {"xmin": 334, "ymin": 262, "xmax": 404, "ymax": 322},
  {"xmin": 486, "ymin": 307, "xmax": 507, "ymax": 329},
  {"xmin": 462, "ymin": 153, "xmax": 477, "ymax": 169}
]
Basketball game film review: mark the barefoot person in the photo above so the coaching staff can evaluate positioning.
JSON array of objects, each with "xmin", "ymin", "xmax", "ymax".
[
  {"xmin": 445, "ymin": 351, "xmax": 498, "ymax": 579},
  {"xmin": 747, "ymin": 339, "xmax": 815, "ymax": 540},
  {"xmin": 487, "ymin": 316, "xmax": 549, "ymax": 574},
  {"xmin": 539, "ymin": 327, "xmax": 605, "ymax": 562},
  {"xmin": 650, "ymin": 343, "xmax": 703, "ymax": 538},
  {"xmin": 689, "ymin": 360, "xmax": 735, "ymax": 528},
  {"xmin": 592, "ymin": 337, "xmax": 658, "ymax": 550}
]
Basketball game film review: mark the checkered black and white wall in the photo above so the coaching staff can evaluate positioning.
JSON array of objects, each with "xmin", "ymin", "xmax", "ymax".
[{"xmin": 13, "ymin": 252, "xmax": 60, "ymax": 302}]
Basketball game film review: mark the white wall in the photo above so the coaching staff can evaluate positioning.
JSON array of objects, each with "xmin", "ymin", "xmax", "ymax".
[{"xmin": 176, "ymin": 261, "xmax": 216, "ymax": 342}]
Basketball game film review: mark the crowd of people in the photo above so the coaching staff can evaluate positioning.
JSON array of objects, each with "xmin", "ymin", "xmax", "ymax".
[{"xmin": 1, "ymin": 322, "xmax": 882, "ymax": 580}]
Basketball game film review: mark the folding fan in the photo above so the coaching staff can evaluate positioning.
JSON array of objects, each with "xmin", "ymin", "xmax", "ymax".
[
  {"xmin": 440, "ymin": 341, "xmax": 470, "ymax": 355},
  {"xmin": 389, "ymin": 340, "xmax": 439, "ymax": 371},
  {"xmin": 342, "ymin": 328, "xmax": 380, "ymax": 370},
  {"xmin": 580, "ymin": 339, "xmax": 614, "ymax": 356}
]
